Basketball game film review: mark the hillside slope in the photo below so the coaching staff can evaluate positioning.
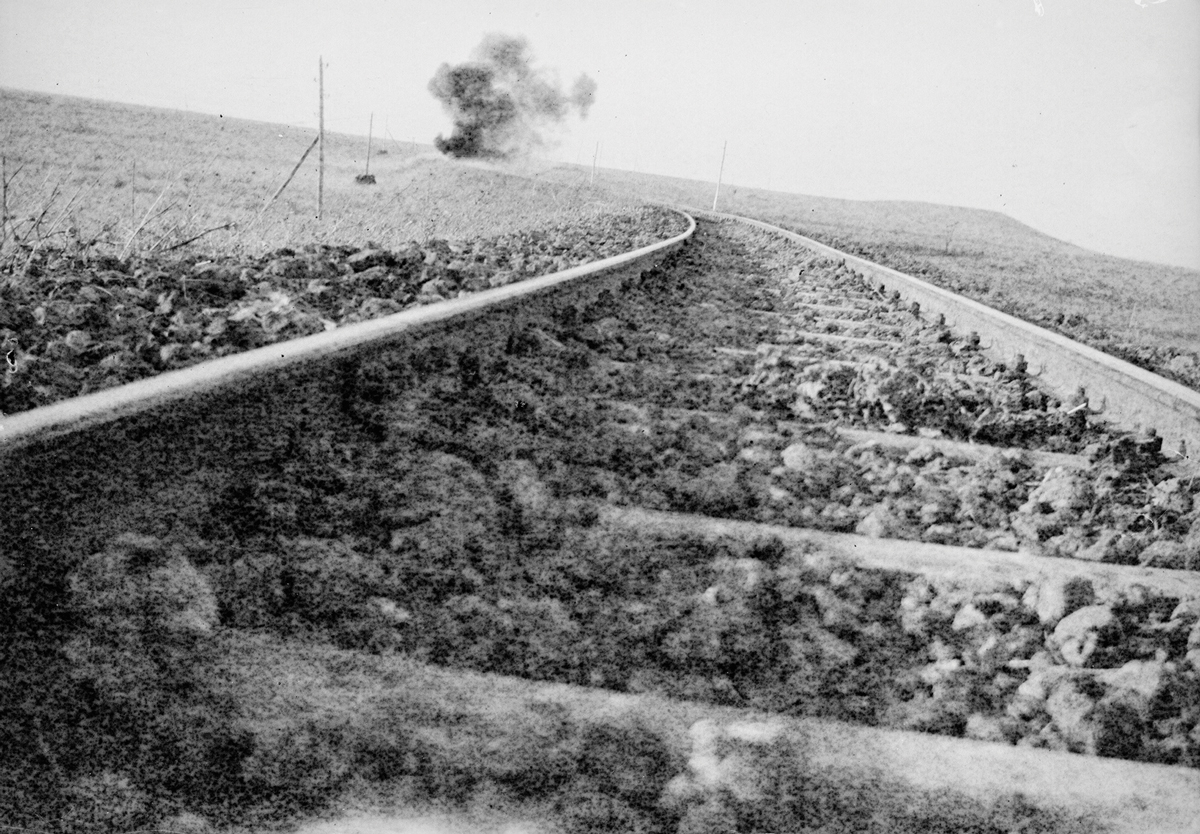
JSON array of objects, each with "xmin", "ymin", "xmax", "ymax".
[
  {"xmin": 3, "ymin": 87, "xmax": 1198, "ymax": 388},
  {"xmin": 0, "ymin": 88, "xmax": 639, "ymax": 257}
]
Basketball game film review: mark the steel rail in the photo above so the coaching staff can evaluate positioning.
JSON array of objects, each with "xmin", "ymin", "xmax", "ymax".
[
  {"xmin": 6, "ymin": 206, "xmax": 1199, "ymax": 832},
  {"xmin": 0, "ymin": 210, "xmax": 697, "ymax": 454},
  {"xmin": 694, "ymin": 208, "xmax": 1200, "ymax": 472}
]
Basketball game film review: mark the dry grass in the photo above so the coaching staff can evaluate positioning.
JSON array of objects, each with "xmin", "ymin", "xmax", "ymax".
[
  {"xmin": 6, "ymin": 87, "xmax": 1194, "ymax": 362},
  {"xmin": 0, "ymin": 88, "xmax": 640, "ymax": 262}
]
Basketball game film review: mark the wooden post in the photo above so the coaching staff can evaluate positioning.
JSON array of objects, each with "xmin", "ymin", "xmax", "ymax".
[
  {"xmin": 318, "ymin": 56, "xmax": 325, "ymax": 220},
  {"xmin": 590, "ymin": 141, "xmax": 599, "ymax": 185},
  {"xmin": 130, "ymin": 159, "xmax": 136, "ymax": 231},
  {"xmin": 365, "ymin": 113, "xmax": 373, "ymax": 175},
  {"xmin": 712, "ymin": 140, "xmax": 727, "ymax": 212}
]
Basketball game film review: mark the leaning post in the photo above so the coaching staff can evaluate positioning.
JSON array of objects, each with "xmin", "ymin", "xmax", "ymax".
[
  {"xmin": 365, "ymin": 113, "xmax": 373, "ymax": 176},
  {"xmin": 318, "ymin": 56, "xmax": 325, "ymax": 220},
  {"xmin": 712, "ymin": 140, "xmax": 727, "ymax": 212}
]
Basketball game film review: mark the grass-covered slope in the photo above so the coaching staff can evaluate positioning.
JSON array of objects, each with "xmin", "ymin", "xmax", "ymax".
[
  {"xmin": 4, "ymin": 87, "xmax": 1197, "ymax": 387},
  {"xmin": 0, "ymin": 88, "xmax": 641, "ymax": 259}
]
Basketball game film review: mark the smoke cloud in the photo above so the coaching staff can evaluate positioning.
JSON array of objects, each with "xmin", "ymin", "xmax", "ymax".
[{"xmin": 429, "ymin": 34, "xmax": 597, "ymax": 159}]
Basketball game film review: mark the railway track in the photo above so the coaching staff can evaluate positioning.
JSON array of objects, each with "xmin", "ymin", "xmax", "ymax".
[{"xmin": 3, "ymin": 209, "xmax": 1199, "ymax": 832}]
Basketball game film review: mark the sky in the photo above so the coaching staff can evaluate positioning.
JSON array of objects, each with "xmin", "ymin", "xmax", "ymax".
[{"xmin": 1, "ymin": 0, "xmax": 1198, "ymax": 269}]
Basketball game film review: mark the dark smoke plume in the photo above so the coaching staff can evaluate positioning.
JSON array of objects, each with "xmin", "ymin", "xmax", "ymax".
[{"xmin": 429, "ymin": 34, "xmax": 597, "ymax": 158}]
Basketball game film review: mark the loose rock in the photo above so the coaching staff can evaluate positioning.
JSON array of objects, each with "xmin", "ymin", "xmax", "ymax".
[
  {"xmin": 1025, "ymin": 575, "xmax": 1095, "ymax": 626},
  {"xmin": 1052, "ymin": 604, "xmax": 1117, "ymax": 666}
]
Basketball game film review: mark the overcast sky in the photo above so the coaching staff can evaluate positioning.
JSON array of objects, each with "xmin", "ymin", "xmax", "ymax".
[{"xmin": 2, "ymin": 0, "xmax": 1197, "ymax": 269}]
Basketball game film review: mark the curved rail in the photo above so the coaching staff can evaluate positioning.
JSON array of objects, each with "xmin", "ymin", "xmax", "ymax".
[
  {"xmin": 6, "ymin": 204, "xmax": 1199, "ymax": 833},
  {"xmin": 0, "ymin": 209, "xmax": 696, "ymax": 453},
  {"xmin": 695, "ymin": 208, "xmax": 1200, "ymax": 472}
]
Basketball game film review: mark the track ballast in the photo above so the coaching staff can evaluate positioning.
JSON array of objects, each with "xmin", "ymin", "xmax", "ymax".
[{"xmin": 4, "ymin": 212, "xmax": 1199, "ymax": 832}]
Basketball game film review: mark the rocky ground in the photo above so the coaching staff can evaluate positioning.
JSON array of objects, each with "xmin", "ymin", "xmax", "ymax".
[
  {"xmin": 0, "ymin": 205, "xmax": 687, "ymax": 415},
  {"xmin": 780, "ymin": 227, "xmax": 1200, "ymax": 394},
  {"xmin": 10, "ymin": 215, "xmax": 1199, "ymax": 834},
  {"xmin": 174, "ymin": 217, "xmax": 1199, "ymax": 769}
]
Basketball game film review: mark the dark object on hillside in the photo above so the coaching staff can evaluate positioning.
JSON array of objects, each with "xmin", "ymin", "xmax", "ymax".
[{"xmin": 355, "ymin": 174, "xmax": 376, "ymax": 185}]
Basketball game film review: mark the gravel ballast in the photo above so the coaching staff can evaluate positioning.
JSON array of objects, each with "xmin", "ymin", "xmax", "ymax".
[
  {"xmin": 0, "ymin": 206, "xmax": 688, "ymax": 415},
  {"xmin": 109, "ymin": 217, "xmax": 1198, "ymax": 766},
  {"xmin": 9, "ymin": 214, "xmax": 1200, "ymax": 833}
]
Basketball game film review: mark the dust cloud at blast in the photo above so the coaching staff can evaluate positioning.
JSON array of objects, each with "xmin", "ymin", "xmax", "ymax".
[{"xmin": 428, "ymin": 33, "xmax": 596, "ymax": 159}]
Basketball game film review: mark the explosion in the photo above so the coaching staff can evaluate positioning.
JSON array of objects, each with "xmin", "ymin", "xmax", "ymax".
[{"xmin": 429, "ymin": 34, "xmax": 597, "ymax": 159}]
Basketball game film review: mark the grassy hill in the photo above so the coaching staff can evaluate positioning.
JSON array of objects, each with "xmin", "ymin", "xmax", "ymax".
[
  {"xmin": 0, "ymin": 88, "xmax": 640, "ymax": 259},
  {"xmin": 4, "ymin": 85, "xmax": 1197, "ymax": 377}
]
